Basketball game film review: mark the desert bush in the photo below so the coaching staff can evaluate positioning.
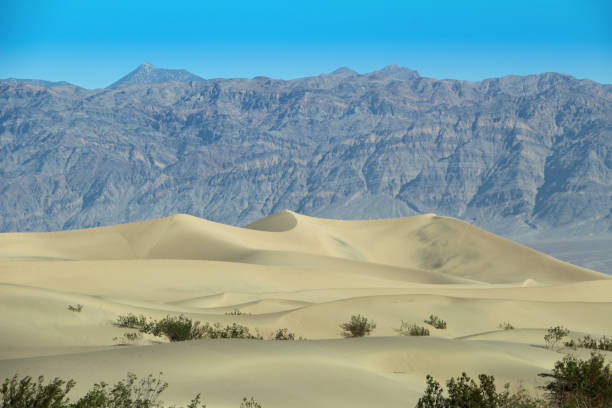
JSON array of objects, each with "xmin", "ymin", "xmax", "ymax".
[
  {"xmin": 498, "ymin": 322, "xmax": 514, "ymax": 330},
  {"xmin": 499, "ymin": 384, "xmax": 550, "ymax": 408},
  {"xmin": 445, "ymin": 373, "xmax": 500, "ymax": 407},
  {"xmin": 203, "ymin": 323, "xmax": 262, "ymax": 340},
  {"xmin": 544, "ymin": 352, "xmax": 612, "ymax": 408},
  {"xmin": 416, "ymin": 373, "xmax": 532, "ymax": 408},
  {"xmin": 74, "ymin": 372, "xmax": 170, "ymax": 408},
  {"xmin": 225, "ymin": 309, "xmax": 243, "ymax": 316},
  {"xmin": 114, "ymin": 313, "xmax": 285, "ymax": 342},
  {"xmin": 115, "ymin": 315, "xmax": 256, "ymax": 341},
  {"xmin": 564, "ymin": 335, "xmax": 612, "ymax": 352},
  {"xmin": 415, "ymin": 372, "xmax": 548, "ymax": 408},
  {"xmin": 424, "ymin": 314, "xmax": 447, "ymax": 330},
  {"xmin": 240, "ymin": 397, "xmax": 262, "ymax": 408},
  {"xmin": 67, "ymin": 304, "xmax": 84, "ymax": 312},
  {"xmin": 0, "ymin": 374, "xmax": 75, "ymax": 408},
  {"xmin": 0, "ymin": 373, "xmax": 206, "ymax": 408},
  {"xmin": 415, "ymin": 353, "xmax": 612, "ymax": 408},
  {"xmin": 115, "ymin": 313, "xmax": 152, "ymax": 331},
  {"xmin": 399, "ymin": 321, "xmax": 430, "ymax": 336},
  {"xmin": 149, "ymin": 315, "xmax": 207, "ymax": 342},
  {"xmin": 273, "ymin": 328, "xmax": 295, "ymax": 340},
  {"xmin": 544, "ymin": 326, "xmax": 570, "ymax": 351},
  {"xmin": 340, "ymin": 315, "xmax": 376, "ymax": 338}
]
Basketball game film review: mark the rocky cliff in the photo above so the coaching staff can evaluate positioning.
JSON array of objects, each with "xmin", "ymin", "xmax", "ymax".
[{"xmin": 1, "ymin": 65, "xmax": 610, "ymax": 238}]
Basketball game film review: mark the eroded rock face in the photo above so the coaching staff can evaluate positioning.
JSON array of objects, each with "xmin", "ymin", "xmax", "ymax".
[{"xmin": 0, "ymin": 66, "xmax": 610, "ymax": 235}]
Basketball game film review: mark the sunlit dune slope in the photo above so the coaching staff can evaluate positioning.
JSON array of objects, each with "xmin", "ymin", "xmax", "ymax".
[{"xmin": 0, "ymin": 210, "xmax": 606, "ymax": 284}]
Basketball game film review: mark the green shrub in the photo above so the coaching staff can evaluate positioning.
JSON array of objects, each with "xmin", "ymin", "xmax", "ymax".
[
  {"xmin": 564, "ymin": 335, "xmax": 612, "ymax": 352},
  {"xmin": 416, "ymin": 373, "xmax": 497, "ymax": 407},
  {"xmin": 445, "ymin": 373, "xmax": 500, "ymax": 407},
  {"xmin": 500, "ymin": 384, "xmax": 550, "ymax": 408},
  {"xmin": 0, "ymin": 374, "xmax": 75, "ymax": 408},
  {"xmin": 74, "ymin": 372, "xmax": 170, "ymax": 408},
  {"xmin": 114, "ymin": 313, "xmax": 293, "ymax": 342},
  {"xmin": 149, "ymin": 315, "xmax": 207, "ymax": 342},
  {"xmin": 115, "ymin": 314, "xmax": 152, "ymax": 331},
  {"xmin": 415, "ymin": 353, "xmax": 612, "ymax": 408},
  {"xmin": 225, "ymin": 309, "xmax": 243, "ymax": 316},
  {"xmin": 273, "ymin": 328, "xmax": 295, "ymax": 340},
  {"xmin": 340, "ymin": 315, "xmax": 376, "ymax": 338},
  {"xmin": 544, "ymin": 326, "xmax": 570, "ymax": 351},
  {"xmin": 114, "ymin": 314, "xmax": 262, "ymax": 342},
  {"xmin": 67, "ymin": 304, "xmax": 84, "ymax": 312},
  {"xmin": 498, "ymin": 322, "xmax": 514, "ymax": 330},
  {"xmin": 544, "ymin": 352, "xmax": 612, "ymax": 408},
  {"xmin": 416, "ymin": 372, "xmax": 548, "ymax": 408},
  {"xmin": 424, "ymin": 314, "xmax": 447, "ymax": 330},
  {"xmin": 203, "ymin": 323, "xmax": 262, "ymax": 340},
  {"xmin": 0, "ymin": 373, "xmax": 206, "ymax": 408},
  {"xmin": 399, "ymin": 321, "xmax": 430, "ymax": 336}
]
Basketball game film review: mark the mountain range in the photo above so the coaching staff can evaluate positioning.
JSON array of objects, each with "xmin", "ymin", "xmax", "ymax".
[{"xmin": 0, "ymin": 63, "xmax": 610, "ymax": 270}]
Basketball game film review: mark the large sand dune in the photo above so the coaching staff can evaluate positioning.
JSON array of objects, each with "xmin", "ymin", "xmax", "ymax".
[{"xmin": 0, "ymin": 211, "xmax": 610, "ymax": 407}]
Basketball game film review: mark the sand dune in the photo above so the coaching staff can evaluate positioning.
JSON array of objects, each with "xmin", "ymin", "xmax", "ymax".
[{"xmin": 0, "ymin": 211, "xmax": 610, "ymax": 407}]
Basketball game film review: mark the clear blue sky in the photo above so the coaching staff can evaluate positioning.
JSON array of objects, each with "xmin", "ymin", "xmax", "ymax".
[{"xmin": 1, "ymin": 0, "xmax": 610, "ymax": 88}]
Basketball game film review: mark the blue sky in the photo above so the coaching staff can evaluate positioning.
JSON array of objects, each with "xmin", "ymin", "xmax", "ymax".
[{"xmin": 1, "ymin": 0, "xmax": 610, "ymax": 88}]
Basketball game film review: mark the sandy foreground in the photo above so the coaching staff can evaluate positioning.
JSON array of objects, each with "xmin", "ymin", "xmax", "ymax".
[{"xmin": 0, "ymin": 211, "xmax": 610, "ymax": 407}]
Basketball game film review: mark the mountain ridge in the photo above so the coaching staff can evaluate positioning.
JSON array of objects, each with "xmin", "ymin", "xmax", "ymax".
[{"xmin": 5, "ymin": 63, "xmax": 609, "ymax": 91}]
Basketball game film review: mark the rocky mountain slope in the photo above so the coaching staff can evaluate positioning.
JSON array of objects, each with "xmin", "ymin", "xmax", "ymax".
[
  {"xmin": 108, "ymin": 62, "xmax": 205, "ymax": 88},
  {"xmin": 1, "ymin": 65, "xmax": 610, "ymax": 241}
]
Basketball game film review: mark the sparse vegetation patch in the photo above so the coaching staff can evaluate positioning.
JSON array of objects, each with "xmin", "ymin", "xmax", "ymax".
[
  {"xmin": 225, "ymin": 309, "xmax": 244, "ymax": 316},
  {"xmin": 273, "ymin": 328, "xmax": 295, "ymax": 340},
  {"xmin": 0, "ymin": 372, "xmax": 206, "ymax": 408},
  {"xmin": 67, "ymin": 304, "xmax": 83, "ymax": 312},
  {"xmin": 203, "ymin": 322, "xmax": 262, "ymax": 340},
  {"xmin": 415, "ymin": 352, "xmax": 612, "ymax": 408},
  {"xmin": 240, "ymin": 397, "xmax": 262, "ymax": 408},
  {"xmin": 544, "ymin": 326, "xmax": 570, "ymax": 351},
  {"xmin": 544, "ymin": 352, "xmax": 612, "ymax": 408},
  {"xmin": 114, "ymin": 314, "xmax": 263, "ymax": 342},
  {"xmin": 115, "ymin": 313, "xmax": 151, "ymax": 330},
  {"xmin": 399, "ymin": 321, "xmax": 430, "ymax": 336},
  {"xmin": 424, "ymin": 314, "xmax": 447, "ymax": 330},
  {"xmin": 415, "ymin": 372, "xmax": 547, "ymax": 408},
  {"xmin": 564, "ymin": 335, "xmax": 612, "ymax": 352}
]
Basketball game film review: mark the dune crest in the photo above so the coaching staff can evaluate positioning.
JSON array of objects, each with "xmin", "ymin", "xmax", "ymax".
[
  {"xmin": 0, "ymin": 211, "xmax": 606, "ymax": 284},
  {"xmin": 244, "ymin": 209, "xmax": 299, "ymax": 232}
]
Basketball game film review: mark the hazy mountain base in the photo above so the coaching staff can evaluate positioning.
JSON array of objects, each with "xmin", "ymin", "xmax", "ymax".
[{"xmin": 516, "ymin": 235, "xmax": 612, "ymax": 275}]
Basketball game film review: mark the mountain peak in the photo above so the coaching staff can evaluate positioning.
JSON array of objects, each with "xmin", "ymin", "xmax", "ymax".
[
  {"xmin": 138, "ymin": 62, "xmax": 155, "ymax": 71},
  {"xmin": 330, "ymin": 67, "xmax": 358, "ymax": 77},
  {"xmin": 369, "ymin": 64, "xmax": 420, "ymax": 80},
  {"xmin": 108, "ymin": 63, "xmax": 205, "ymax": 89}
]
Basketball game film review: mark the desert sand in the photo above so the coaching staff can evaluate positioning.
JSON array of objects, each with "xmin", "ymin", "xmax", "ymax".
[{"xmin": 0, "ymin": 211, "xmax": 610, "ymax": 407}]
